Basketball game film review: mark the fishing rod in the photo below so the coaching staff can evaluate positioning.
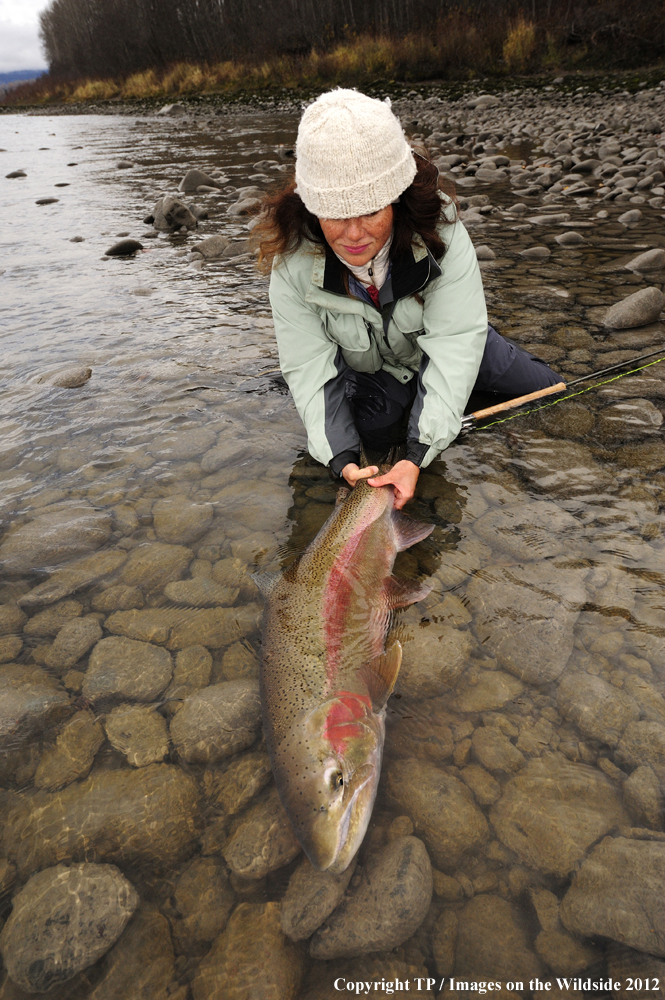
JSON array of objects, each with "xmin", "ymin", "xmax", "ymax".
[{"xmin": 460, "ymin": 345, "xmax": 665, "ymax": 432}]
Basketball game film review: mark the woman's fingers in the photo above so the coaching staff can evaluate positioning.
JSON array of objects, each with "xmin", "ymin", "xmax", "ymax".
[
  {"xmin": 368, "ymin": 460, "xmax": 420, "ymax": 508},
  {"xmin": 341, "ymin": 463, "xmax": 379, "ymax": 487}
]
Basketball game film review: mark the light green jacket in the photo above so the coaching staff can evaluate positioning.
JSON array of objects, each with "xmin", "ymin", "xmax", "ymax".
[{"xmin": 269, "ymin": 212, "xmax": 487, "ymax": 470}]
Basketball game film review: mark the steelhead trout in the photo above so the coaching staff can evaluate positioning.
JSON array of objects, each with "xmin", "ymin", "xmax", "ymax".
[{"xmin": 255, "ymin": 476, "xmax": 434, "ymax": 873}]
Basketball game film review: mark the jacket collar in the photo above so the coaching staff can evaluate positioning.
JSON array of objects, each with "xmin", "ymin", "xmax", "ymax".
[{"xmin": 315, "ymin": 234, "xmax": 441, "ymax": 301}]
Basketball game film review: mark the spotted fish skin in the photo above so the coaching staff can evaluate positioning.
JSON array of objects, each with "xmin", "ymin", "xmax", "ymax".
[{"xmin": 257, "ymin": 476, "xmax": 433, "ymax": 872}]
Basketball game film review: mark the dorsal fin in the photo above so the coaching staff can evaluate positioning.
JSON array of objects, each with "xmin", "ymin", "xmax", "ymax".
[
  {"xmin": 360, "ymin": 641, "xmax": 402, "ymax": 711},
  {"xmin": 385, "ymin": 576, "xmax": 432, "ymax": 609},
  {"xmin": 251, "ymin": 570, "xmax": 281, "ymax": 597},
  {"xmin": 392, "ymin": 511, "xmax": 434, "ymax": 551}
]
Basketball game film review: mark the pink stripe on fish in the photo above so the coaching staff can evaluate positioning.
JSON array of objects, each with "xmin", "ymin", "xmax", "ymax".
[{"xmin": 322, "ymin": 529, "xmax": 364, "ymax": 685}]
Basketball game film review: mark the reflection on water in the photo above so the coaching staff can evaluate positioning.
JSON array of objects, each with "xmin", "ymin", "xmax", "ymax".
[{"xmin": 0, "ymin": 107, "xmax": 664, "ymax": 999}]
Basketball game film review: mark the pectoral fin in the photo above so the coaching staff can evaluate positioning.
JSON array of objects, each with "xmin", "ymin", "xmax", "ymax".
[
  {"xmin": 392, "ymin": 511, "xmax": 434, "ymax": 551},
  {"xmin": 251, "ymin": 571, "xmax": 281, "ymax": 597},
  {"xmin": 360, "ymin": 641, "xmax": 402, "ymax": 711},
  {"xmin": 386, "ymin": 576, "xmax": 432, "ymax": 609}
]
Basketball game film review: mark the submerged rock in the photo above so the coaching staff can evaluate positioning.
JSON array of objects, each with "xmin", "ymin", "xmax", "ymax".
[
  {"xmin": 1, "ymin": 764, "xmax": 200, "ymax": 879},
  {"xmin": 88, "ymin": 906, "xmax": 175, "ymax": 1000},
  {"xmin": 34, "ymin": 709, "xmax": 104, "ymax": 791},
  {"xmin": 166, "ymin": 602, "xmax": 260, "ymax": 649},
  {"xmin": 83, "ymin": 636, "xmax": 173, "ymax": 702},
  {"xmin": 0, "ymin": 504, "xmax": 112, "ymax": 574},
  {"xmin": 623, "ymin": 765, "xmax": 663, "ymax": 830},
  {"xmin": 163, "ymin": 644, "xmax": 212, "ymax": 704},
  {"xmin": 44, "ymin": 616, "xmax": 102, "ymax": 671},
  {"xmin": 561, "ymin": 836, "xmax": 665, "ymax": 957},
  {"xmin": 617, "ymin": 721, "xmax": 665, "ymax": 781},
  {"xmin": 170, "ymin": 678, "xmax": 261, "ymax": 763},
  {"xmin": 119, "ymin": 542, "xmax": 192, "ymax": 593},
  {"xmin": 491, "ymin": 755, "xmax": 629, "ymax": 876},
  {"xmin": 604, "ymin": 287, "xmax": 665, "ymax": 329},
  {"xmin": 596, "ymin": 399, "xmax": 663, "ymax": 441},
  {"xmin": 0, "ymin": 863, "xmax": 138, "ymax": 994},
  {"xmin": 0, "ymin": 664, "xmax": 71, "ymax": 750},
  {"xmin": 203, "ymin": 747, "xmax": 271, "ymax": 816},
  {"xmin": 384, "ymin": 759, "xmax": 488, "ymax": 871},
  {"xmin": 557, "ymin": 673, "xmax": 640, "ymax": 746},
  {"xmin": 310, "ymin": 836, "xmax": 432, "ymax": 959},
  {"xmin": 167, "ymin": 856, "xmax": 235, "ymax": 954},
  {"xmin": 152, "ymin": 496, "xmax": 213, "ymax": 545},
  {"xmin": 280, "ymin": 855, "xmax": 357, "ymax": 942},
  {"xmin": 396, "ymin": 623, "xmax": 474, "ymax": 699},
  {"xmin": 191, "ymin": 902, "xmax": 305, "ymax": 1000},
  {"xmin": 466, "ymin": 562, "xmax": 587, "ymax": 684},
  {"xmin": 455, "ymin": 894, "xmax": 544, "ymax": 981},
  {"xmin": 50, "ymin": 366, "xmax": 92, "ymax": 388},
  {"xmin": 473, "ymin": 500, "xmax": 579, "ymax": 560},
  {"xmin": 222, "ymin": 786, "xmax": 301, "ymax": 880},
  {"xmin": 104, "ymin": 704, "xmax": 170, "ymax": 766},
  {"xmin": 19, "ymin": 549, "xmax": 127, "ymax": 608},
  {"xmin": 163, "ymin": 577, "xmax": 238, "ymax": 607}
]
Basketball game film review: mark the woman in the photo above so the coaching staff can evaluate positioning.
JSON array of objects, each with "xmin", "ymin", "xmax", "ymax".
[{"xmin": 257, "ymin": 88, "xmax": 559, "ymax": 509}]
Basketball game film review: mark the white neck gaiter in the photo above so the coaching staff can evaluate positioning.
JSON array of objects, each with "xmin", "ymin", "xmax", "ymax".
[{"xmin": 334, "ymin": 232, "xmax": 393, "ymax": 289}]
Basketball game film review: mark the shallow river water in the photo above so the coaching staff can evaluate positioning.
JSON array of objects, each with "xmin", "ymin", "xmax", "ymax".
[{"xmin": 1, "ymin": 98, "xmax": 665, "ymax": 1000}]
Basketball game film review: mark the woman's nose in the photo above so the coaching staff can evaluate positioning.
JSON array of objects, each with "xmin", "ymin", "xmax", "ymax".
[{"xmin": 344, "ymin": 218, "xmax": 365, "ymax": 242}]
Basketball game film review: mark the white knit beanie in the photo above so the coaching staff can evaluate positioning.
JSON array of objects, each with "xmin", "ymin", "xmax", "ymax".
[{"xmin": 295, "ymin": 88, "xmax": 417, "ymax": 219}]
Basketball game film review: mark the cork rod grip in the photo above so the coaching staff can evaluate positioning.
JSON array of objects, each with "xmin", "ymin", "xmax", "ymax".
[{"xmin": 470, "ymin": 382, "xmax": 567, "ymax": 421}]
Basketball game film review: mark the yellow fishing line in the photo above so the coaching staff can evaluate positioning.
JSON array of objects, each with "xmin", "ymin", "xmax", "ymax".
[{"xmin": 474, "ymin": 356, "xmax": 665, "ymax": 430}]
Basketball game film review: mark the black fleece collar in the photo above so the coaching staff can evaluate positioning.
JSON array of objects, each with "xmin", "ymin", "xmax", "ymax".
[{"xmin": 322, "ymin": 242, "xmax": 441, "ymax": 302}]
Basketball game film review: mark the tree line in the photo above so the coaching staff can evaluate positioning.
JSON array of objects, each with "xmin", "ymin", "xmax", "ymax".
[{"xmin": 39, "ymin": 0, "xmax": 665, "ymax": 80}]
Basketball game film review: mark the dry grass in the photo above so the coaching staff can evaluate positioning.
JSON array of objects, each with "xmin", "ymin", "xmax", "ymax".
[
  {"xmin": 503, "ymin": 19, "xmax": 537, "ymax": 73},
  {"xmin": 0, "ymin": 20, "xmax": 629, "ymax": 107}
]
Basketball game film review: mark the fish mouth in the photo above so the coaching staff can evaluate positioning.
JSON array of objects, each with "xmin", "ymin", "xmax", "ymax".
[{"xmin": 297, "ymin": 761, "xmax": 377, "ymax": 872}]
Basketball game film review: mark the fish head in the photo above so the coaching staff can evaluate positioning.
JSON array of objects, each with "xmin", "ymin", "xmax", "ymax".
[{"xmin": 273, "ymin": 693, "xmax": 385, "ymax": 873}]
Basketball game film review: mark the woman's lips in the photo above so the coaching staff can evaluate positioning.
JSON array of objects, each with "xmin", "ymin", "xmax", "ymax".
[{"xmin": 343, "ymin": 244, "xmax": 371, "ymax": 255}]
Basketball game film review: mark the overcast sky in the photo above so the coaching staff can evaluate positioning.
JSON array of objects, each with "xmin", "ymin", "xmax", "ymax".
[{"xmin": 0, "ymin": 0, "xmax": 49, "ymax": 73}]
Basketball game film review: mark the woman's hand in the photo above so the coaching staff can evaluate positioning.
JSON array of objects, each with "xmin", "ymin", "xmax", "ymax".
[
  {"xmin": 341, "ymin": 463, "xmax": 379, "ymax": 488},
  {"xmin": 368, "ymin": 460, "xmax": 420, "ymax": 510}
]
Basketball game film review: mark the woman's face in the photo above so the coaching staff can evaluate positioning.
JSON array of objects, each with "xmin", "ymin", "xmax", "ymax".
[{"xmin": 319, "ymin": 205, "xmax": 394, "ymax": 268}]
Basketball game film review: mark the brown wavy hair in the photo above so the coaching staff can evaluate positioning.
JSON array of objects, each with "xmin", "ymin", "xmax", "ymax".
[{"xmin": 254, "ymin": 150, "xmax": 456, "ymax": 274}]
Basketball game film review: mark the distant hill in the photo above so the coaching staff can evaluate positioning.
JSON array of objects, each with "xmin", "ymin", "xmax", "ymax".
[{"xmin": 0, "ymin": 70, "xmax": 45, "ymax": 84}]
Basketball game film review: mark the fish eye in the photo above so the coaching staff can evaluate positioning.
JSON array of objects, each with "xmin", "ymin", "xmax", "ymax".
[{"xmin": 330, "ymin": 771, "xmax": 343, "ymax": 791}]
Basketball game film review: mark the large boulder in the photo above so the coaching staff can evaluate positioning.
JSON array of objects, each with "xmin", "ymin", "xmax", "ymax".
[
  {"xmin": 1, "ymin": 764, "xmax": 201, "ymax": 879},
  {"xmin": 491, "ymin": 755, "xmax": 629, "ymax": 877},
  {"xmin": 454, "ymin": 894, "xmax": 544, "ymax": 980},
  {"xmin": 0, "ymin": 504, "xmax": 112, "ymax": 574},
  {"xmin": 222, "ymin": 786, "xmax": 301, "ymax": 880},
  {"xmin": 473, "ymin": 500, "xmax": 579, "ymax": 560},
  {"xmin": 0, "ymin": 863, "xmax": 137, "ymax": 994},
  {"xmin": 83, "ymin": 636, "xmax": 173, "ymax": 702},
  {"xmin": 604, "ymin": 287, "xmax": 665, "ymax": 329},
  {"xmin": 280, "ymin": 855, "xmax": 357, "ymax": 942},
  {"xmin": 384, "ymin": 759, "xmax": 488, "ymax": 871},
  {"xmin": 0, "ymin": 664, "xmax": 71, "ymax": 750},
  {"xmin": 18, "ymin": 549, "xmax": 127, "ymax": 608},
  {"xmin": 191, "ymin": 902, "xmax": 305, "ymax": 1000},
  {"xmin": 561, "ymin": 837, "xmax": 665, "ymax": 957},
  {"xmin": 179, "ymin": 168, "xmax": 223, "ymax": 192},
  {"xmin": 466, "ymin": 562, "xmax": 587, "ymax": 684},
  {"xmin": 170, "ymin": 678, "xmax": 261, "ymax": 763},
  {"xmin": 557, "ymin": 673, "xmax": 640, "ymax": 746},
  {"xmin": 309, "ymin": 836, "xmax": 432, "ymax": 960},
  {"xmin": 152, "ymin": 195, "xmax": 197, "ymax": 231}
]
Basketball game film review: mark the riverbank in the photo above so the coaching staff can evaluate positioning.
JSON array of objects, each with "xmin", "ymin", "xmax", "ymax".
[{"xmin": 2, "ymin": 76, "xmax": 665, "ymax": 995}]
